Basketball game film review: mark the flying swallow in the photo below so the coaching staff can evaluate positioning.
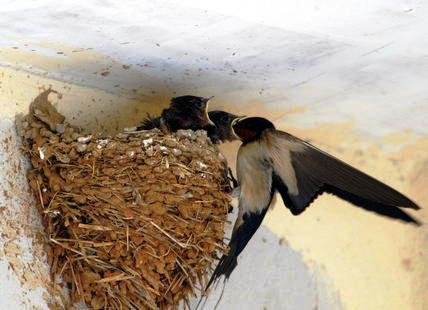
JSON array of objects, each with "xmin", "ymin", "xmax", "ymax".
[
  {"xmin": 137, "ymin": 95, "xmax": 214, "ymax": 132},
  {"xmin": 206, "ymin": 116, "xmax": 421, "ymax": 290}
]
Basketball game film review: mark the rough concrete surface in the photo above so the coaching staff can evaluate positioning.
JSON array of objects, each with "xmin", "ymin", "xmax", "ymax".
[{"xmin": 0, "ymin": 119, "xmax": 64, "ymax": 309}]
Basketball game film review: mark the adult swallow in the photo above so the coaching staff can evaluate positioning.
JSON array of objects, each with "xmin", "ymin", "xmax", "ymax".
[
  {"xmin": 206, "ymin": 116, "xmax": 421, "ymax": 290},
  {"xmin": 137, "ymin": 95, "xmax": 214, "ymax": 132}
]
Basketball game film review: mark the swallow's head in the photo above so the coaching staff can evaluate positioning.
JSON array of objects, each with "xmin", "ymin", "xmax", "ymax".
[
  {"xmin": 206, "ymin": 110, "xmax": 240, "ymax": 142},
  {"xmin": 168, "ymin": 95, "xmax": 215, "ymax": 128},
  {"xmin": 232, "ymin": 116, "xmax": 275, "ymax": 142}
]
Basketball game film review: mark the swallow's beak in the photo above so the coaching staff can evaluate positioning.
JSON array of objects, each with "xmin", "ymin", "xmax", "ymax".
[
  {"xmin": 203, "ymin": 97, "xmax": 215, "ymax": 126},
  {"xmin": 206, "ymin": 116, "xmax": 215, "ymax": 126},
  {"xmin": 231, "ymin": 116, "xmax": 247, "ymax": 140},
  {"xmin": 231, "ymin": 115, "xmax": 247, "ymax": 127}
]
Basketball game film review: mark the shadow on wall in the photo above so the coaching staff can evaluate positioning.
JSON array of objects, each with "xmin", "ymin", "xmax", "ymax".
[{"xmin": 194, "ymin": 225, "xmax": 342, "ymax": 310}]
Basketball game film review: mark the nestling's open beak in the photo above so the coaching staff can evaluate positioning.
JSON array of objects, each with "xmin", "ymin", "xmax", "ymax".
[
  {"xmin": 231, "ymin": 115, "xmax": 247, "ymax": 128},
  {"xmin": 231, "ymin": 115, "xmax": 247, "ymax": 140},
  {"xmin": 204, "ymin": 96, "xmax": 215, "ymax": 126}
]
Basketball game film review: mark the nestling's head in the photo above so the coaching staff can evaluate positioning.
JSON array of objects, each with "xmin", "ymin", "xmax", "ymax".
[
  {"xmin": 165, "ymin": 95, "xmax": 215, "ymax": 130},
  {"xmin": 170, "ymin": 95, "xmax": 212, "ymax": 111},
  {"xmin": 206, "ymin": 110, "xmax": 240, "ymax": 143},
  {"xmin": 232, "ymin": 116, "xmax": 275, "ymax": 142}
]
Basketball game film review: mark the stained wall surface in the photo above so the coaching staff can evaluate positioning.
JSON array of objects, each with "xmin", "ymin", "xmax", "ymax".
[{"xmin": 0, "ymin": 1, "xmax": 427, "ymax": 309}]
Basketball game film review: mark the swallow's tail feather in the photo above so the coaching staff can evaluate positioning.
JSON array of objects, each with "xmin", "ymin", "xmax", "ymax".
[{"xmin": 205, "ymin": 207, "xmax": 270, "ymax": 291}]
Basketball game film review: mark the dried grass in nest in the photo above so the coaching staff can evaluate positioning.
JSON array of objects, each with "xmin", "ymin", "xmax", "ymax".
[{"xmin": 18, "ymin": 90, "xmax": 231, "ymax": 309}]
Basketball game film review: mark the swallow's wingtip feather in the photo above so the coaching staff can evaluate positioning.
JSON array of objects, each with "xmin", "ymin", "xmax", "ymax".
[
  {"xmin": 397, "ymin": 195, "xmax": 421, "ymax": 210},
  {"xmin": 409, "ymin": 201, "xmax": 421, "ymax": 210},
  {"xmin": 411, "ymin": 216, "xmax": 423, "ymax": 226}
]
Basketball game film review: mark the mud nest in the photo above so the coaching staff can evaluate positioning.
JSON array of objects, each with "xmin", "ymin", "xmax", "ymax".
[{"xmin": 18, "ymin": 91, "xmax": 231, "ymax": 309}]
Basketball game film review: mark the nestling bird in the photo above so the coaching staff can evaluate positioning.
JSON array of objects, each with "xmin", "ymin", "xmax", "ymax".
[
  {"xmin": 203, "ymin": 110, "xmax": 240, "ymax": 187},
  {"xmin": 137, "ymin": 95, "xmax": 214, "ymax": 132},
  {"xmin": 204, "ymin": 110, "xmax": 239, "ymax": 143},
  {"xmin": 206, "ymin": 116, "xmax": 421, "ymax": 290},
  {"xmin": 138, "ymin": 96, "xmax": 240, "ymax": 144}
]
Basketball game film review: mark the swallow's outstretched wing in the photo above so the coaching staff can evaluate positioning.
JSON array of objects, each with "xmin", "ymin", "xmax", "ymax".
[
  {"xmin": 265, "ymin": 130, "xmax": 421, "ymax": 224},
  {"xmin": 205, "ymin": 142, "xmax": 275, "ymax": 290}
]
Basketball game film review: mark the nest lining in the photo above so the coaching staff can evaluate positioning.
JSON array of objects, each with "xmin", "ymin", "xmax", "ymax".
[{"xmin": 18, "ymin": 91, "xmax": 230, "ymax": 309}]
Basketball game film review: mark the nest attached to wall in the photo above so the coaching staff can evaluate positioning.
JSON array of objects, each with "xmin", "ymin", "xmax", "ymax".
[{"xmin": 18, "ymin": 91, "xmax": 230, "ymax": 309}]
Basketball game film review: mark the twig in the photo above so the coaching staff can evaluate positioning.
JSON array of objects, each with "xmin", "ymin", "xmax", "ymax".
[{"xmin": 149, "ymin": 221, "xmax": 188, "ymax": 248}]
